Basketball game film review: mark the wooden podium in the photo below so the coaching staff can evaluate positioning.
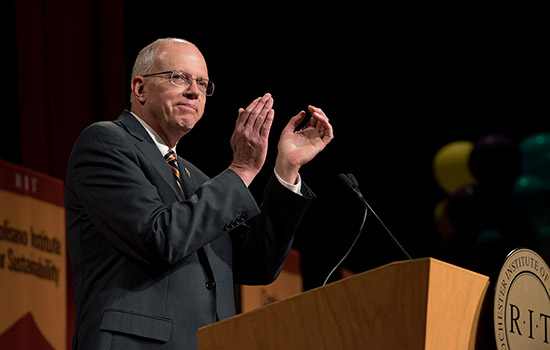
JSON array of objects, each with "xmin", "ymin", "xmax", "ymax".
[{"xmin": 197, "ymin": 258, "xmax": 491, "ymax": 349}]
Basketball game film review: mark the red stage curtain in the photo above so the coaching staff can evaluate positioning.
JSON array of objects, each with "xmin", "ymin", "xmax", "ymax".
[
  {"xmin": 14, "ymin": 0, "xmax": 127, "ymax": 180},
  {"xmin": 14, "ymin": 1, "xmax": 127, "ymax": 348}
]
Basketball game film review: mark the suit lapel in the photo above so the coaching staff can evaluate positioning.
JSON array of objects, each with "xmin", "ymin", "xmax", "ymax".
[
  {"xmin": 115, "ymin": 111, "xmax": 186, "ymax": 200},
  {"xmin": 177, "ymin": 157, "xmax": 196, "ymax": 198}
]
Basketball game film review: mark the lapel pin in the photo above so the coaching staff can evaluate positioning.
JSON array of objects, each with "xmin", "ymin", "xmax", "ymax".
[{"xmin": 184, "ymin": 168, "xmax": 191, "ymax": 179}]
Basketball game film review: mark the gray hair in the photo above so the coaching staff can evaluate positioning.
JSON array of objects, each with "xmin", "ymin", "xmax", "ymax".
[{"xmin": 130, "ymin": 38, "xmax": 196, "ymax": 102}]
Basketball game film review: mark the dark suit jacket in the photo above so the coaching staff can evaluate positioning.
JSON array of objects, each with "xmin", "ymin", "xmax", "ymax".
[{"xmin": 65, "ymin": 110, "xmax": 313, "ymax": 349}]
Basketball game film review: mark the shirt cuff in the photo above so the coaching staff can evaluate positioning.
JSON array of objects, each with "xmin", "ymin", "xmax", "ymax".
[{"xmin": 274, "ymin": 168, "xmax": 302, "ymax": 195}]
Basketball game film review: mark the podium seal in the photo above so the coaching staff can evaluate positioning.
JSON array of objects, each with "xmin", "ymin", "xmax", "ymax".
[{"xmin": 494, "ymin": 248, "xmax": 550, "ymax": 349}]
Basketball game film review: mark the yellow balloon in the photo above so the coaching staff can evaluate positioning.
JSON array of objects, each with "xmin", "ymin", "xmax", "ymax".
[
  {"xmin": 433, "ymin": 141, "xmax": 478, "ymax": 195},
  {"xmin": 433, "ymin": 198, "xmax": 456, "ymax": 239}
]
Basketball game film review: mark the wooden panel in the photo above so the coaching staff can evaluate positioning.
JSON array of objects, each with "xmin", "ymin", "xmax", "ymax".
[{"xmin": 424, "ymin": 260, "xmax": 490, "ymax": 350}]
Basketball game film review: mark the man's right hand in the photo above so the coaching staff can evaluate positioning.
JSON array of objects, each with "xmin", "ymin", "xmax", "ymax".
[{"xmin": 229, "ymin": 93, "xmax": 275, "ymax": 186}]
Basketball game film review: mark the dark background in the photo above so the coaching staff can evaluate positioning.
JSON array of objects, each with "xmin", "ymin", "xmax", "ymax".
[
  {"xmin": 120, "ymin": 4, "xmax": 548, "ymax": 286},
  {"xmin": 5, "ymin": 1, "xmax": 549, "ymax": 346}
]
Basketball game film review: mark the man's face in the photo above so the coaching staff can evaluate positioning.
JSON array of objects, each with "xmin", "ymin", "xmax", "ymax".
[{"xmin": 140, "ymin": 42, "xmax": 209, "ymax": 142}]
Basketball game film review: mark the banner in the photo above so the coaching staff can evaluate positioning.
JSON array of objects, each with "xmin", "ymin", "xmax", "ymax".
[
  {"xmin": 241, "ymin": 248, "xmax": 302, "ymax": 313},
  {"xmin": 0, "ymin": 159, "xmax": 66, "ymax": 350}
]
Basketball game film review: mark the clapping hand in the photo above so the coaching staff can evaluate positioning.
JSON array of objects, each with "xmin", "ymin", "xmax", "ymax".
[{"xmin": 275, "ymin": 106, "xmax": 334, "ymax": 184}]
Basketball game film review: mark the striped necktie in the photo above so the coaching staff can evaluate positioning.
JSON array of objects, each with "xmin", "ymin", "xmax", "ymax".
[{"xmin": 164, "ymin": 150, "xmax": 184, "ymax": 195}]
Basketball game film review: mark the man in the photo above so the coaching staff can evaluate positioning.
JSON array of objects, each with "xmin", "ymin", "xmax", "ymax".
[{"xmin": 65, "ymin": 37, "xmax": 333, "ymax": 349}]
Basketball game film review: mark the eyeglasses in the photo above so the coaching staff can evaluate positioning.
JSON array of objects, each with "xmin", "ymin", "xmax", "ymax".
[{"xmin": 142, "ymin": 70, "xmax": 215, "ymax": 96}]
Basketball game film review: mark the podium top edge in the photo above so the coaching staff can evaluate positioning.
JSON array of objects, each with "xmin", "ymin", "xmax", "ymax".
[{"xmin": 376, "ymin": 257, "xmax": 489, "ymax": 279}]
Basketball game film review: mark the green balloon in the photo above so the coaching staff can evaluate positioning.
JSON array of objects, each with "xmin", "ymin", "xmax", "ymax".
[
  {"xmin": 475, "ymin": 228, "xmax": 503, "ymax": 246},
  {"xmin": 513, "ymin": 175, "xmax": 550, "ymax": 237},
  {"xmin": 520, "ymin": 132, "xmax": 550, "ymax": 181}
]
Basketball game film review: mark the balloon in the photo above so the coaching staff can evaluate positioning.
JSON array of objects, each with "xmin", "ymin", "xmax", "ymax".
[
  {"xmin": 512, "ymin": 175, "xmax": 550, "ymax": 238},
  {"xmin": 447, "ymin": 185, "xmax": 482, "ymax": 231},
  {"xmin": 520, "ymin": 132, "xmax": 550, "ymax": 181},
  {"xmin": 433, "ymin": 141, "xmax": 477, "ymax": 195},
  {"xmin": 475, "ymin": 228, "xmax": 504, "ymax": 246},
  {"xmin": 448, "ymin": 184, "xmax": 514, "ymax": 232},
  {"xmin": 469, "ymin": 134, "xmax": 521, "ymax": 187},
  {"xmin": 433, "ymin": 199, "xmax": 457, "ymax": 239}
]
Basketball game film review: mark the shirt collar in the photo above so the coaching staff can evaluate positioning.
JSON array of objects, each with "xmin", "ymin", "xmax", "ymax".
[{"xmin": 130, "ymin": 111, "xmax": 176, "ymax": 157}]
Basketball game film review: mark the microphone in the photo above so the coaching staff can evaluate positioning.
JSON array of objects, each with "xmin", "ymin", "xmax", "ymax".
[
  {"xmin": 322, "ymin": 174, "xmax": 412, "ymax": 286},
  {"xmin": 346, "ymin": 173, "xmax": 412, "ymax": 261},
  {"xmin": 322, "ymin": 174, "xmax": 368, "ymax": 286}
]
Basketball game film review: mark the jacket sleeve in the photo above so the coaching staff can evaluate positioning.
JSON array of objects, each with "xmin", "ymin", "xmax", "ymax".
[{"xmin": 230, "ymin": 173, "xmax": 315, "ymax": 285}]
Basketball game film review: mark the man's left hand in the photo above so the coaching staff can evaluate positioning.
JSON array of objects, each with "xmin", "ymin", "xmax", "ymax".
[{"xmin": 275, "ymin": 105, "xmax": 334, "ymax": 184}]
